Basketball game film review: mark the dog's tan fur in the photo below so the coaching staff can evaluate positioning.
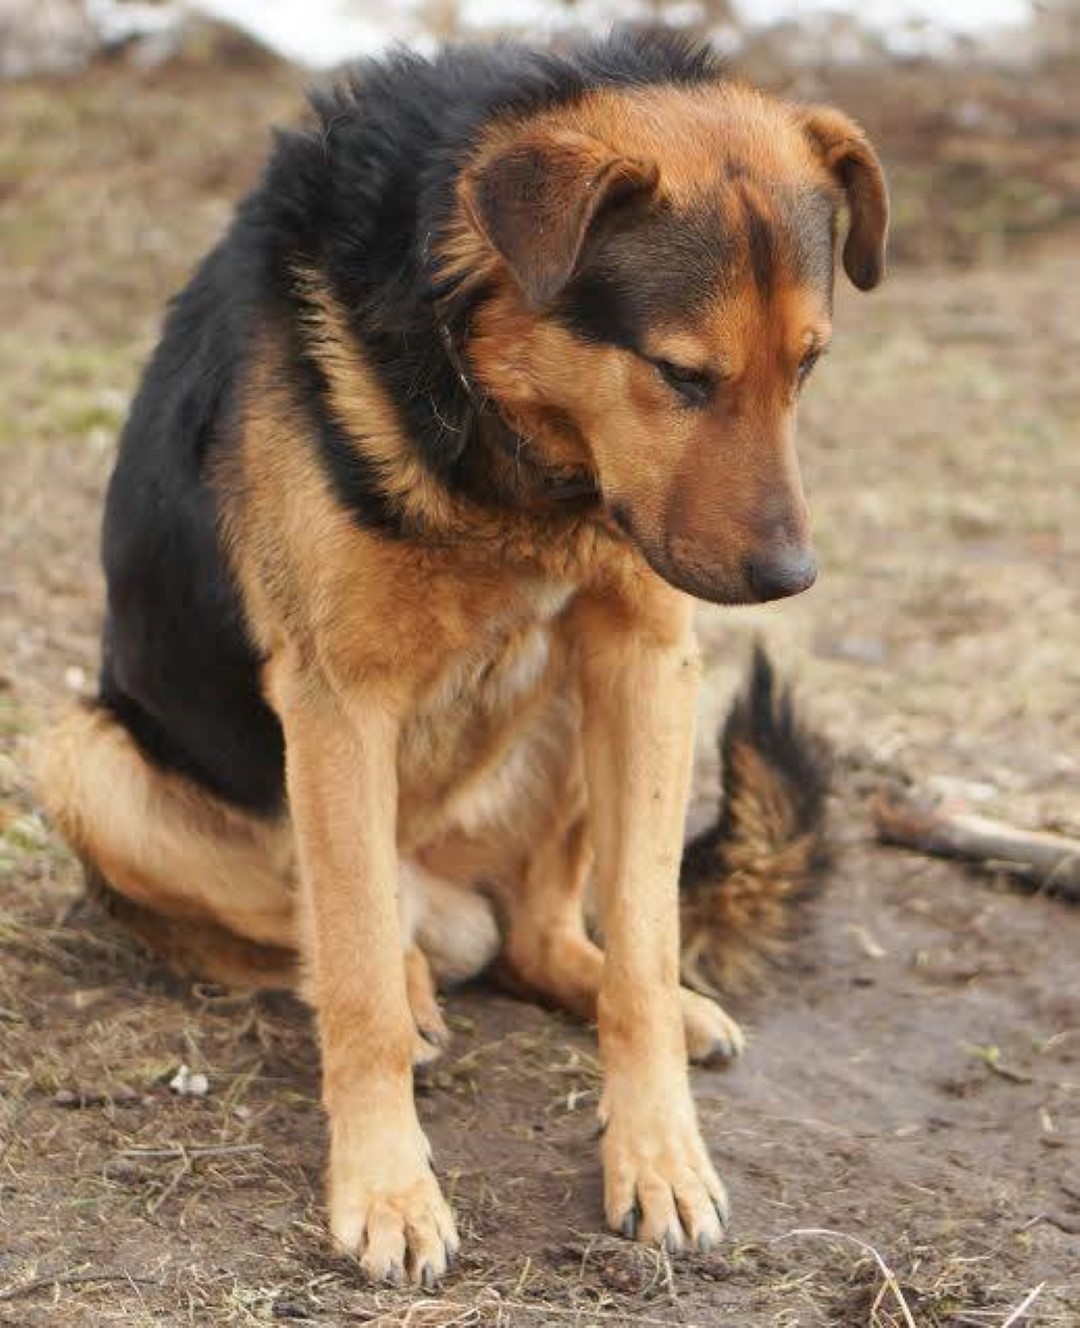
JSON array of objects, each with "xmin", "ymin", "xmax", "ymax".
[{"xmin": 36, "ymin": 66, "xmax": 884, "ymax": 1286}]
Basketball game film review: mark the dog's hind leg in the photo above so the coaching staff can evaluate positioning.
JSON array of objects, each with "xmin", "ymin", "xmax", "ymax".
[
  {"xmin": 497, "ymin": 811, "xmax": 603, "ymax": 1020},
  {"xmin": 397, "ymin": 860, "xmax": 501, "ymax": 1065},
  {"xmin": 403, "ymin": 945, "xmax": 450, "ymax": 1066},
  {"xmin": 34, "ymin": 703, "xmax": 298, "ymax": 982},
  {"xmin": 495, "ymin": 805, "xmax": 744, "ymax": 1066}
]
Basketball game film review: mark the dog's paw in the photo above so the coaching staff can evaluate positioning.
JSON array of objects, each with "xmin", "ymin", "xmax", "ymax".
[
  {"xmin": 405, "ymin": 948, "xmax": 452, "ymax": 1070},
  {"xmin": 680, "ymin": 987, "xmax": 745, "ymax": 1066},
  {"xmin": 330, "ymin": 1121, "xmax": 459, "ymax": 1285},
  {"xmin": 601, "ymin": 1092, "xmax": 729, "ymax": 1254},
  {"xmin": 412, "ymin": 1008, "xmax": 451, "ymax": 1070}
]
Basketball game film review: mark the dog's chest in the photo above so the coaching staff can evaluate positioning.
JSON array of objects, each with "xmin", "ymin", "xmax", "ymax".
[{"xmin": 397, "ymin": 582, "xmax": 576, "ymax": 812}]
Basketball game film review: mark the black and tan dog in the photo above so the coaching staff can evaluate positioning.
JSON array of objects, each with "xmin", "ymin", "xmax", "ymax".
[{"xmin": 35, "ymin": 30, "xmax": 885, "ymax": 1285}]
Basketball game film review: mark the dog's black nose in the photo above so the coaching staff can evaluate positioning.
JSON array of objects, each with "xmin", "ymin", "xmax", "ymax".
[{"xmin": 745, "ymin": 547, "xmax": 818, "ymax": 602}]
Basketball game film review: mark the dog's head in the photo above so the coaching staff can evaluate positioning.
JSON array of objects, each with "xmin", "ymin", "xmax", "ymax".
[{"xmin": 449, "ymin": 80, "xmax": 887, "ymax": 604}]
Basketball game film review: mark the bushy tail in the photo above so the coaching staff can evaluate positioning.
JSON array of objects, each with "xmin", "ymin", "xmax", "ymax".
[{"xmin": 680, "ymin": 646, "xmax": 831, "ymax": 995}]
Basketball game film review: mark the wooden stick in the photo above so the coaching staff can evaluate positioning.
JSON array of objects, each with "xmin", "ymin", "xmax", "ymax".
[
  {"xmin": 0, "ymin": 1270, "xmax": 157, "ymax": 1304},
  {"xmin": 872, "ymin": 786, "xmax": 1080, "ymax": 902}
]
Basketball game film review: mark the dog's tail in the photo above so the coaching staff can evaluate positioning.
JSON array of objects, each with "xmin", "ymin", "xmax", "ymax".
[{"xmin": 679, "ymin": 646, "xmax": 831, "ymax": 995}]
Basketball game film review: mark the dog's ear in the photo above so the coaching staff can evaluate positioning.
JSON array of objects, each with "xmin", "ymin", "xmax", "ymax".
[
  {"xmin": 461, "ymin": 129, "xmax": 659, "ymax": 308},
  {"xmin": 799, "ymin": 107, "xmax": 889, "ymax": 291}
]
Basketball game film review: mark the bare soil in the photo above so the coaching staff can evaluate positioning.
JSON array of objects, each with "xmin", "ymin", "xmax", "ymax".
[{"xmin": 1, "ymin": 50, "xmax": 1078, "ymax": 1327}]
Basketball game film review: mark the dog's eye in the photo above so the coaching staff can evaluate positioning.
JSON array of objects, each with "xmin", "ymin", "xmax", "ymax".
[
  {"xmin": 796, "ymin": 349, "xmax": 823, "ymax": 390},
  {"xmin": 652, "ymin": 358, "xmax": 714, "ymax": 407}
]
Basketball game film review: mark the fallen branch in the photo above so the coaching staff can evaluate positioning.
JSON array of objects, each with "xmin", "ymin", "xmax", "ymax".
[
  {"xmin": 872, "ymin": 786, "xmax": 1080, "ymax": 902},
  {"xmin": 0, "ymin": 1269, "xmax": 157, "ymax": 1303}
]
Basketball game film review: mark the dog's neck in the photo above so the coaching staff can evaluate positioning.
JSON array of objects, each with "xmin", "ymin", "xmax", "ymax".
[{"xmin": 437, "ymin": 321, "xmax": 601, "ymax": 515}]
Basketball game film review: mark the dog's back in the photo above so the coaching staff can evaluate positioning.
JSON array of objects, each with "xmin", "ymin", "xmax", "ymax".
[{"xmin": 99, "ymin": 226, "xmax": 282, "ymax": 812}]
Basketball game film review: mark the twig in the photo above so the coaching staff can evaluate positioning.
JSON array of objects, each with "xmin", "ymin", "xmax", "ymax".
[
  {"xmin": 147, "ymin": 1153, "xmax": 191, "ymax": 1215},
  {"xmin": 112, "ymin": 1142, "xmax": 262, "ymax": 1215},
  {"xmin": 774, "ymin": 1227, "xmax": 917, "ymax": 1328},
  {"xmin": 872, "ymin": 786, "xmax": 1080, "ymax": 901},
  {"xmin": 118, "ymin": 1143, "xmax": 263, "ymax": 1160},
  {"xmin": 0, "ymin": 1269, "xmax": 157, "ymax": 1303},
  {"xmin": 1001, "ymin": 1282, "xmax": 1045, "ymax": 1327},
  {"xmin": 966, "ymin": 1044, "xmax": 1033, "ymax": 1085},
  {"xmin": 469, "ymin": 1300, "xmax": 706, "ymax": 1326}
]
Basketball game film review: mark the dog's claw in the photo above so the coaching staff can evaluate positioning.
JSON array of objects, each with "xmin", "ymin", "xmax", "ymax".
[
  {"xmin": 695, "ymin": 1035, "xmax": 740, "ymax": 1067},
  {"xmin": 620, "ymin": 1207, "xmax": 638, "ymax": 1239},
  {"xmin": 662, "ymin": 1226, "xmax": 683, "ymax": 1255}
]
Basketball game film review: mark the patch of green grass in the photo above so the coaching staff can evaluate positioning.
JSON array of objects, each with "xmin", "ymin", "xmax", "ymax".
[{"xmin": 0, "ymin": 340, "xmax": 138, "ymax": 450}]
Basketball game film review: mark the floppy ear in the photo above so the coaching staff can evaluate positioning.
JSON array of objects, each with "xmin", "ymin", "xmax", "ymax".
[
  {"xmin": 800, "ymin": 107, "xmax": 889, "ymax": 291},
  {"xmin": 460, "ymin": 129, "xmax": 659, "ymax": 308}
]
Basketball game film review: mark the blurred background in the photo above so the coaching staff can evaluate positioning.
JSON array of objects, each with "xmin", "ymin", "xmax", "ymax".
[{"xmin": 1, "ymin": 4, "xmax": 1078, "ymax": 1326}]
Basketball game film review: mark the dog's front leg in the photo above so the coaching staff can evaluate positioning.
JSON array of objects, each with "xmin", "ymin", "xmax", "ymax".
[
  {"xmin": 268, "ymin": 654, "xmax": 457, "ymax": 1286},
  {"xmin": 575, "ymin": 587, "xmax": 728, "ymax": 1253}
]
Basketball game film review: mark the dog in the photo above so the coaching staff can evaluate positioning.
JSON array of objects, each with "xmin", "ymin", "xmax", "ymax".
[{"xmin": 35, "ymin": 29, "xmax": 885, "ymax": 1285}]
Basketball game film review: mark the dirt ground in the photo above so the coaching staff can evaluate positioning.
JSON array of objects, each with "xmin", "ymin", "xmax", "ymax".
[{"xmin": 1, "ymin": 47, "xmax": 1078, "ymax": 1328}]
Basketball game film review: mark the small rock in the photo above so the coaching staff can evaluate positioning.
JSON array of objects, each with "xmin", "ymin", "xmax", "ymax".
[
  {"xmin": 949, "ymin": 498, "xmax": 1001, "ymax": 537},
  {"xmin": 169, "ymin": 1064, "xmax": 210, "ymax": 1097},
  {"xmin": 846, "ymin": 924, "xmax": 887, "ymax": 960},
  {"xmin": 51, "ymin": 1088, "xmax": 107, "ymax": 1108},
  {"xmin": 926, "ymin": 774, "xmax": 997, "ymax": 803},
  {"xmin": 272, "ymin": 1302, "xmax": 310, "ymax": 1321},
  {"xmin": 64, "ymin": 665, "xmax": 88, "ymax": 694}
]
